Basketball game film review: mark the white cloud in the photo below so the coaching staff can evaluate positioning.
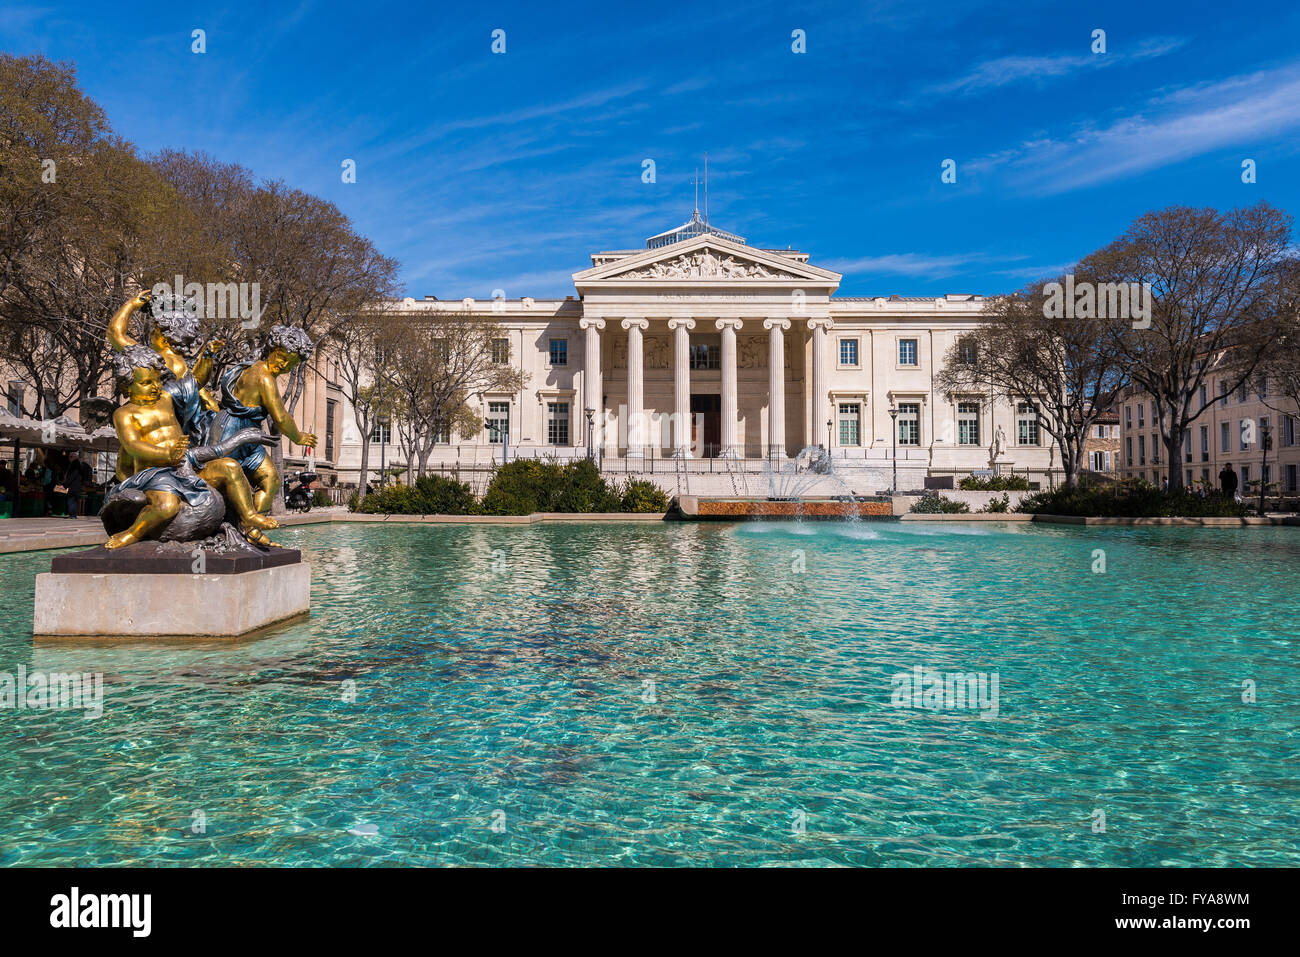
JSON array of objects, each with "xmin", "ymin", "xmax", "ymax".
[
  {"xmin": 966, "ymin": 61, "xmax": 1300, "ymax": 194},
  {"xmin": 927, "ymin": 36, "xmax": 1185, "ymax": 96}
]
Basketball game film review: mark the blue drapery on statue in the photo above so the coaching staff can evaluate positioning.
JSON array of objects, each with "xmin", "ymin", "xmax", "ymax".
[
  {"xmin": 105, "ymin": 450, "xmax": 215, "ymax": 509},
  {"xmin": 211, "ymin": 363, "xmax": 270, "ymax": 474},
  {"xmin": 163, "ymin": 372, "xmax": 214, "ymax": 445}
]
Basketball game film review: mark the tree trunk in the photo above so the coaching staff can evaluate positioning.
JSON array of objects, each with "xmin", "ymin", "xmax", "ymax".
[
  {"xmin": 1166, "ymin": 428, "xmax": 1184, "ymax": 490},
  {"xmin": 357, "ymin": 435, "xmax": 371, "ymax": 502}
]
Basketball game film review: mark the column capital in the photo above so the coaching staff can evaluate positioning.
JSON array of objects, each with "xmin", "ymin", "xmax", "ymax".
[
  {"xmin": 667, "ymin": 318, "xmax": 696, "ymax": 331},
  {"xmin": 621, "ymin": 317, "xmax": 649, "ymax": 331},
  {"xmin": 579, "ymin": 317, "xmax": 605, "ymax": 331},
  {"xmin": 763, "ymin": 318, "xmax": 792, "ymax": 331},
  {"xmin": 714, "ymin": 318, "xmax": 744, "ymax": 331},
  {"xmin": 807, "ymin": 317, "xmax": 835, "ymax": 331}
]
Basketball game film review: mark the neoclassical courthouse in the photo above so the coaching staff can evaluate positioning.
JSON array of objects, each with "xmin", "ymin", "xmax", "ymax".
[{"xmin": 333, "ymin": 213, "xmax": 1062, "ymax": 491}]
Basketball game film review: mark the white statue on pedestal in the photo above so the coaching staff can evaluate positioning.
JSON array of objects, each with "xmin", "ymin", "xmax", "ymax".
[{"xmin": 990, "ymin": 424, "xmax": 1007, "ymax": 463}]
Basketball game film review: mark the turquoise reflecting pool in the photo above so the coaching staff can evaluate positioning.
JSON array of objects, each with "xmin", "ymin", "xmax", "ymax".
[{"xmin": 1, "ymin": 519, "xmax": 1298, "ymax": 866}]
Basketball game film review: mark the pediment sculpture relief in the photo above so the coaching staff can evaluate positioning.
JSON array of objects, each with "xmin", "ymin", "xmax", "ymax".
[{"xmin": 614, "ymin": 248, "xmax": 799, "ymax": 281}]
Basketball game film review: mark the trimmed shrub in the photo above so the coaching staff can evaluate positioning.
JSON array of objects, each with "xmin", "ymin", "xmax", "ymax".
[
  {"xmin": 958, "ymin": 473, "xmax": 1032, "ymax": 491},
  {"xmin": 1016, "ymin": 480, "xmax": 1251, "ymax": 517},
  {"xmin": 910, "ymin": 492, "xmax": 970, "ymax": 514},
  {"xmin": 354, "ymin": 474, "xmax": 476, "ymax": 515},
  {"xmin": 621, "ymin": 479, "xmax": 669, "ymax": 513},
  {"xmin": 479, "ymin": 459, "xmax": 625, "ymax": 515},
  {"xmin": 980, "ymin": 493, "xmax": 1011, "ymax": 513}
]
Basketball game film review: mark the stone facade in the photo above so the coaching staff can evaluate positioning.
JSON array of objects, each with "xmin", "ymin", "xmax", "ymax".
[{"xmin": 333, "ymin": 221, "xmax": 1063, "ymax": 493}]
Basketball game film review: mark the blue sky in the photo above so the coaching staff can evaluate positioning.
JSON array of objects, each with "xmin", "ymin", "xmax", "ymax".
[{"xmin": 5, "ymin": 1, "xmax": 1300, "ymax": 298}]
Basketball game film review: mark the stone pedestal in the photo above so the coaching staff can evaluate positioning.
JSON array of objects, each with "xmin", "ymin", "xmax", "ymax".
[{"xmin": 33, "ymin": 543, "xmax": 310, "ymax": 639}]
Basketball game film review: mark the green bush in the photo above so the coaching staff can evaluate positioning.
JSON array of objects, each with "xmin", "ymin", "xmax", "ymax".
[
  {"xmin": 354, "ymin": 474, "xmax": 476, "ymax": 515},
  {"xmin": 621, "ymin": 479, "xmax": 670, "ymax": 513},
  {"xmin": 958, "ymin": 473, "xmax": 1032, "ymax": 491},
  {"xmin": 910, "ymin": 492, "xmax": 970, "ymax": 514},
  {"xmin": 1016, "ymin": 480, "xmax": 1251, "ymax": 517},
  {"xmin": 311, "ymin": 489, "xmax": 332, "ymax": 507},
  {"xmin": 980, "ymin": 493, "xmax": 1011, "ymax": 513},
  {"xmin": 479, "ymin": 459, "xmax": 626, "ymax": 515}
]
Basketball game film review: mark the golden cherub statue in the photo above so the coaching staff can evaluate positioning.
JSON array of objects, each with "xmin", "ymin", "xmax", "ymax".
[
  {"xmin": 212, "ymin": 325, "xmax": 318, "ymax": 514},
  {"xmin": 102, "ymin": 345, "xmax": 280, "ymax": 549}
]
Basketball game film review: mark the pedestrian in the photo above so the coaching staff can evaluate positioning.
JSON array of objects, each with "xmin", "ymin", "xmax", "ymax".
[
  {"xmin": 62, "ymin": 451, "xmax": 85, "ymax": 519},
  {"xmin": 1219, "ymin": 463, "xmax": 1239, "ymax": 499}
]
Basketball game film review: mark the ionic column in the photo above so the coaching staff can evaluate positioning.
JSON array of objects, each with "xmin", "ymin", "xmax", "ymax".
[
  {"xmin": 621, "ymin": 317, "xmax": 648, "ymax": 456},
  {"xmin": 579, "ymin": 317, "xmax": 604, "ymax": 449},
  {"xmin": 715, "ymin": 318, "xmax": 743, "ymax": 458},
  {"xmin": 668, "ymin": 318, "xmax": 695, "ymax": 456},
  {"xmin": 807, "ymin": 317, "xmax": 834, "ymax": 448},
  {"xmin": 764, "ymin": 318, "xmax": 791, "ymax": 458}
]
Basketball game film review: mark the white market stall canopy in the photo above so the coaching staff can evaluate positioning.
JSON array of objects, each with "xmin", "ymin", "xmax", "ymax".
[{"xmin": 0, "ymin": 410, "xmax": 119, "ymax": 452}]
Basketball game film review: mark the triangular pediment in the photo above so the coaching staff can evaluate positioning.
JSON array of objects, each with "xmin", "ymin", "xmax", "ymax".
[{"xmin": 573, "ymin": 234, "xmax": 841, "ymax": 287}]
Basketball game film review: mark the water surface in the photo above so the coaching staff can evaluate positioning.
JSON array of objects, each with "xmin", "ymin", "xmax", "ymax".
[{"xmin": 1, "ymin": 519, "xmax": 1296, "ymax": 866}]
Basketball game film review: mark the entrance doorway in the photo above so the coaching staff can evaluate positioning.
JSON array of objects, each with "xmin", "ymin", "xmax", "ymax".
[{"xmin": 690, "ymin": 393, "xmax": 721, "ymax": 457}]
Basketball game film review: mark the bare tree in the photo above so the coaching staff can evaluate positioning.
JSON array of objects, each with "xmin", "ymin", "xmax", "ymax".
[
  {"xmin": 378, "ymin": 308, "xmax": 526, "ymax": 478},
  {"xmin": 1084, "ymin": 203, "xmax": 1293, "ymax": 489},
  {"xmin": 936, "ymin": 279, "xmax": 1131, "ymax": 487}
]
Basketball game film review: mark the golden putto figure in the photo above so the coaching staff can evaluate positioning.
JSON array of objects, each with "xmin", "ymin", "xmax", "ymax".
[{"xmin": 102, "ymin": 346, "xmax": 280, "ymax": 549}]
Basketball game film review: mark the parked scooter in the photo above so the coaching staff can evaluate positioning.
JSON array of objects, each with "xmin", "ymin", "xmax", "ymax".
[{"xmin": 284, "ymin": 470, "xmax": 319, "ymax": 513}]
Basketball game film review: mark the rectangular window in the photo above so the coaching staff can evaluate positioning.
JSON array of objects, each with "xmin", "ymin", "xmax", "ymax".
[
  {"xmin": 1125, "ymin": 405, "xmax": 1132, "ymax": 429},
  {"xmin": 1220, "ymin": 421, "xmax": 1230, "ymax": 453},
  {"xmin": 1239, "ymin": 420, "xmax": 1249, "ymax": 451},
  {"xmin": 1152, "ymin": 436, "xmax": 1160, "ymax": 464},
  {"xmin": 433, "ymin": 419, "xmax": 450, "ymax": 444},
  {"xmin": 1138, "ymin": 435, "xmax": 1146, "ymax": 465},
  {"xmin": 5, "ymin": 381, "xmax": 21, "ymax": 416},
  {"xmin": 897, "ymin": 402, "xmax": 920, "ymax": 446},
  {"xmin": 1241, "ymin": 464, "xmax": 1250, "ymax": 484},
  {"xmin": 1126, "ymin": 437, "xmax": 1133, "ymax": 467},
  {"xmin": 898, "ymin": 339, "xmax": 918, "ymax": 366},
  {"xmin": 369, "ymin": 421, "xmax": 392, "ymax": 444},
  {"xmin": 1016, "ymin": 402, "xmax": 1039, "ymax": 446},
  {"xmin": 1137, "ymin": 404, "xmax": 1144, "ymax": 428},
  {"xmin": 325, "ymin": 400, "xmax": 337, "ymax": 461},
  {"xmin": 1285, "ymin": 415, "xmax": 1296, "ymax": 447},
  {"xmin": 1200, "ymin": 425, "xmax": 1209, "ymax": 462},
  {"xmin": 689, "ymin": 344, "xmax": 720, "ymax": 370},
  {"xmin": 491, "ymin": 338, "xmax": 510, "ymax": 364},
  {"xmin": 547, "ymin": 401, "xmax": 570, "ymax": 445},
  {"xmin": 957, "ymin": 338, "xmax": 978, "ymax": 365},
  {"xmin": 1219, "ymin": 381, "xmax": 1229, "ymax": 406},
  {"xmin": 837, "ymin": 403, "xmax": 860, "ymax": 446},
  {"xmin": 549, "ymin": 338, "xmax": 568, "ymax": 367},
  {"xmin": 838, "ymin": 339, "xmax": 859, "ymax": 366},
  {"xmin": 1198, "ymin": 385, "xmax": 1207, "ymax": 409},
  {"xmin": 1288, "ymin": 464, "xmax": 1297, "ymax": 493},
  {"xmin": 1183, "ymin": 432, "xmax": 1191, "ymax": 462},
  {"xmin": 487, "ymin": 401, "xmax": 510, "ymax": 443},
  {"xmin": 957, "ymin": 402, "xmax": 980, "ymax": 446},
  {"xmin": 1238, "ymin": 382, "xmax": 1247, "ymax": 403}
]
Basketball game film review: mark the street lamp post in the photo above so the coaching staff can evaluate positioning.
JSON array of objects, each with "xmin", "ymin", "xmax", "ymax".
[
  {"xmin": 377, "ymin": 414, "xmax": 389, "ymax": 489},
  {"xmin": 826, "ymin": 418, "xmax": 833, "ymax": 455},
  {"xmin": 888, "ymin": 405, "xmax": 899, "ymax": 494},
  {"xmin": 1260, "ymin": 420, "xmax": 1273, "ymax": 516}
]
